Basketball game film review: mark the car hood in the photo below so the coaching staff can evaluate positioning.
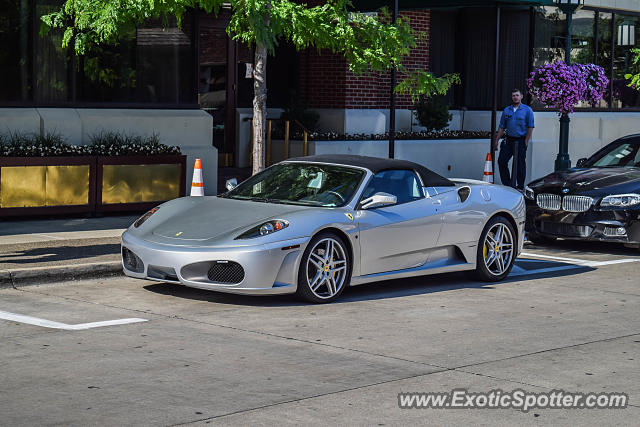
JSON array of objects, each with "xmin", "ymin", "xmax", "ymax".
[
  {"xmin": 151, "ymin": 197, "xmax": 309, "ymax": 241},
  {"xmin": 529, "ymin": 167, "xmax": 640, "ymax": 194}
]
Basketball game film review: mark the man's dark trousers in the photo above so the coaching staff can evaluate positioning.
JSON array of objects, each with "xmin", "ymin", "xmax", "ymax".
[{"xmin": 498, "ymin": 136, "xmax": 527, "ymax": 189}]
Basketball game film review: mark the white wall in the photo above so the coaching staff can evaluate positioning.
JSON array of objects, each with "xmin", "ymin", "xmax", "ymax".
[
  {"xmin": 313, "ymin": 108, "xmax": 415, "ymax": 134},
  {"xmin": 311, "ymin": 109, "xmax": 640, "ymax": 183},
  {"xmin": 0, "ymin": 108, "xmax": 217, "ymax": 195},
  {"xmin": 584, "ymin": 0, "xmax": 639, "ymax": 13}
]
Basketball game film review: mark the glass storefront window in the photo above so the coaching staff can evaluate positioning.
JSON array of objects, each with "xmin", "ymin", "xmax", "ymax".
[
  {"xmin": 613, "ymin": 14, "xmax": 640, "ymax": 108},
  {"xmin": 79, "ymin": 30, "xmax": 137, "ymax": 102},
  {"xmin": 533, "ymin": 6, "xmax": 565, "ymax": 68},
  {"xmin": 0, "ymin": 1, "xmax": 196, "ymax": 106},
  {"xmin": 34, "ymin": 0, "xmax": 70, "ymax": 103},
  {"xmin": 135, "ymin": 21, "xmax": 195, "ymax": 104},
  {"xmin": 572, "ymin": 9, "xmax": 596, "ymax": 108},
  {"xmin": 596, "ymin": 11, "xmax": 613, "ymax": 108},
  {"xmin": 571, "ymin": 9, "xmax": 595, "ymax": 65},
  {"xmin": 81, "ymin": 20, "xmax": 195, "ymax": 103},
  {"xmin": 0, "ymin": 0, "xmax": 32, "ymax": 102}
]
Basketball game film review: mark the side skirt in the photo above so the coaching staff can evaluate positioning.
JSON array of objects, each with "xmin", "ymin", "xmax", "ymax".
[{"xmin": 350, "ymin": 245, "xmax": 477, "ymax": 286}]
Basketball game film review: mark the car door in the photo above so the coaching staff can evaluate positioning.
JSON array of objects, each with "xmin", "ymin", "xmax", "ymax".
[
  {"xmin": 356, "ymin": 169, "xmax": 443, "ymax": 276},
  {"xmin": 435, "ymin": 185, "xmax": 486, "ymax": 248}
]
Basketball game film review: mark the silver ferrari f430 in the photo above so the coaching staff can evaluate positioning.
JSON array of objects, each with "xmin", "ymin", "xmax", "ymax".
[{"xmin": 122, "ymin": 155, "xmax": 525, "ymax": 303}]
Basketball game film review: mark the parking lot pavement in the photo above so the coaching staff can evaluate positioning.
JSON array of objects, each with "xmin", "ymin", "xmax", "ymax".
[{"xmin": 0, "ymin": 243, "xmax": 639, "ymax": 425}]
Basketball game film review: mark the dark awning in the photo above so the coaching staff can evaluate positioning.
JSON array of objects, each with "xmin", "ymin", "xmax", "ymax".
[{"xmin": 352, "ymin": 0, "xmax": 554, "ymax": 11}]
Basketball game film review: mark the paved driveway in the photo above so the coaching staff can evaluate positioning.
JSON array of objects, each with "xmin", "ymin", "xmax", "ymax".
[{"xmin": 1, "ymin": 242, "xmax": 639, "ymax": 425}]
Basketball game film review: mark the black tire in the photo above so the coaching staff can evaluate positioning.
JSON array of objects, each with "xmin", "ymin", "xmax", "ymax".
[
  {"xmin": 296, "ymin": 231, "xmax": 352, "ymax": 303},
  {"xmin": 527, "ymin": 231, "xmax": 557, "ymax": 245},
  {"xmin": 475, "ymin": 216, "xmax": 517, "ymax": 282}
]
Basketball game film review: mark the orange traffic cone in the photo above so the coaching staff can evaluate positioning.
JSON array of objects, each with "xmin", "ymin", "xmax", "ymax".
[
  {"xmin": 190, "ymin": 158, "xmax": 204, "ymax": 196},
  {"xmin": 482, "ymin": 153, "xmax": 494, "ymax": 184}
]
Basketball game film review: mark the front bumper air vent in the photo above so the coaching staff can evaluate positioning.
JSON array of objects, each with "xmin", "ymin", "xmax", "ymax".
[
  {"xmin": 122, "ymin": 247, "xmax": 144, "ymax": 273},
  {"xmin": 207, "ymin": 261, "xmax": 245, "ymax": 284}
]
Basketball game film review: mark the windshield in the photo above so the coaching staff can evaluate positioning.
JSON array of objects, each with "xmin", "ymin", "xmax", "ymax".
[
  {"xmin": 225, "ymin": 162, "xmax": 365, "ymax": 207},
  {"xmin": 586, "ymin": 141, "xmax": 640, "ymax": 168}
]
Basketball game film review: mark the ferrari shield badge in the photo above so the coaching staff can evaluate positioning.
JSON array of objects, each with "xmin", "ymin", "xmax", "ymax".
[{"xmin": 345, "ymin": 213, "xmax": 354, "ymax": 221}]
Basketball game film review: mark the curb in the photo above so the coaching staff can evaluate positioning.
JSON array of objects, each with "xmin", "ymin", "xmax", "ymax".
[{"xmin": 0, "ymin": 261, "xmax": 124, "ymax": 289}]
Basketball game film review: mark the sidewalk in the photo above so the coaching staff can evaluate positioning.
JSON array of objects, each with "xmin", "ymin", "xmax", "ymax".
[{"xmin": 0, "ymin": 215, "xmax": 137, "ymax": 288}]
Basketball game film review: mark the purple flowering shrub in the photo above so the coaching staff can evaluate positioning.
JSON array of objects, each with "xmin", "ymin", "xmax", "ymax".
[{"xmin": 527, "ymin": 62, "xmax": 609, "ymax": 115}]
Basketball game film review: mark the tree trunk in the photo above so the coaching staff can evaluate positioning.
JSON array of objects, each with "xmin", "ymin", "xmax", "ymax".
[{"xmin": 252, "ymin": 43, "xmax": 267, "ymax": 175}]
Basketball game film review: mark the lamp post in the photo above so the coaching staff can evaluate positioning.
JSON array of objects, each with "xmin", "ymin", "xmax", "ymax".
[
  {"xmin": 617, "ymin": 19, "xmax": 636, "ymax": 73},
  {"xmin": 554, "ymin": 0, "xmax": 583, "ymax": 171}
]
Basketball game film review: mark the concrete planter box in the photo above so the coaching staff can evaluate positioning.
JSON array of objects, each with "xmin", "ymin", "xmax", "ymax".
[{"xmin": 0, "ymin": 155, "xmax": 186, "ymax": 217}]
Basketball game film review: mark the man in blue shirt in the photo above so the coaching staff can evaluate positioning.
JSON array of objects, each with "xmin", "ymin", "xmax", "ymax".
[{"xmin": 492, "ymin": 89, "xmax": 535, "ymax": 190}]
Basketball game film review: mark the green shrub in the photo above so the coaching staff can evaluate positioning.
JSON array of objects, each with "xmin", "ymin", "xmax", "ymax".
[
  {"xmin": 0, "ymin": 131, "xmax": 180, "ymax": 156},
  {"xmin": 0, "ymin": 132, "xmax": 90, "ymax": 156},
  {"xmin": 88, "ymin": 131, "xmax": 180, "ymax": 156},
  {"xmin": 414, "ymin": 96, "xmax": 452, "ymax": 132}
]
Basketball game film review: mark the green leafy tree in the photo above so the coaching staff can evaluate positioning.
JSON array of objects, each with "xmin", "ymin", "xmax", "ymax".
[
  {"xmin": 42, "ymin": 0, "xmax": 457, "ymax": 173},
  {"xmin": 625, "ymin": 48, "xmax": 640, "ymax": 89}
]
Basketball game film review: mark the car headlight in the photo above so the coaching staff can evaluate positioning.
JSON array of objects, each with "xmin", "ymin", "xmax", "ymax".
[
  {"xmin": 600, "ymin": 193, "xmax": 640, "ymax": 208},
  {"xmin": 235, "ymin": 219, "xmax": 290, "ymax": 239},
  {"xmin": 134, "ymin": 206, "xmax": 160, "ymax": 228},
  {"xmin": 524, "ymin": 186, "xmax": 535, "ymax": 200}
]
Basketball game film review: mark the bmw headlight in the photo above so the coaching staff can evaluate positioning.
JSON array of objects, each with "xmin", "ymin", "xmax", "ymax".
[
  {"xmin": 524, "ymin": 186, "xmax": 535, "ymax": 200},
  {"xmin": 600, "ymin": 193, "xmax": 640, "ymax": 208},
  {"xmin": 134, "ymin": 206, "xmax": 160, "ymax": 228},
  {"xmin": 235, "ymin": 220, "xmax": 289, "ymax": 239}
]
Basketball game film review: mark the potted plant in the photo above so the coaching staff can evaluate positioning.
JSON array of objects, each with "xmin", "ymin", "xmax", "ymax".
[{"xmin": 0, "ymin": 132, "xmax": 186, "ymax": 217}]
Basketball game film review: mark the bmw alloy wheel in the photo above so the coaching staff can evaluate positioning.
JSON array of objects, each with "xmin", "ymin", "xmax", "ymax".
[{"xmin": 483, "ymin": 222, "xmax": 514, "ymax": 276}]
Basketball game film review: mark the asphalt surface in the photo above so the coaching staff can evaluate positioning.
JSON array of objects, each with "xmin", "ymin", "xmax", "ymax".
[
  {"xmin": 0, "ymin": 234, "xmax": 639, "ymax": 425},
  {"xmin": 0, "ymin": 215, "xmax": 135, "ymax": 286}
]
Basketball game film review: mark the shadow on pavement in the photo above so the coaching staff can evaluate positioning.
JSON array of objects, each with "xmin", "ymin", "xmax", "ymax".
[
  {"xmin": 526, "ymin": 239, "xmax": 638, "ymax": 257},
  {"xmin": 0, "ymin": 243, "xmax": 120, "ymax": 267},
  {"xmin": 0, "ymin": 215, "xmax": 138, "ymax": 236},
  {"xmin": 142, "ymin": 262, "xmax": 594, "ymax": 307}
]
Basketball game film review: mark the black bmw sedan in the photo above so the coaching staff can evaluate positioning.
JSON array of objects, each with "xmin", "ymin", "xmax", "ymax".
[{"xmin": 525, "ymin": 134, "xmax": 640, "ymax": 248}]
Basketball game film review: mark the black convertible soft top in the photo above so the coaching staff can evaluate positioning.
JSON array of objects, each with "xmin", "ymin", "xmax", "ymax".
[{"xmin": 287, "ymin": 154, "xmax": 455, "ymax": 187}]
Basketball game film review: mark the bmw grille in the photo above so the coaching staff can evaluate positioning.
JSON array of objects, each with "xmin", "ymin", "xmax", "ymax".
[
  {"xmin": 562, "ymin": 195, "xmax": 593, "ymax": 212},
  {"xmin": 536, "ymin": 194, "xmax": 593, "ymax": 212},
  {"xmin": 536, "ymin": 194, "xmax": 561, "ymax": 210}
]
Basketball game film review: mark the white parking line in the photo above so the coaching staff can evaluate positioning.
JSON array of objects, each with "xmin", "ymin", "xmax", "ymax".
[
  {"xmin": 513, "ymin": 253, "xmax": 640, "ymax": 277},
  {"xmin": 520, "ymin": 252, "xmax": 589, "ymax": 263},
  {"xmin": 521, "ymin": 252, "xmax": 640, "ymax": 267},
  {"xmin": 0, "ymin": 310, "xmax": 148, "ymax": 330}
]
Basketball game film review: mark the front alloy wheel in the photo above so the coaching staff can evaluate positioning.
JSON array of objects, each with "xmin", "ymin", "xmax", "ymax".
[
  {"xmin": 296, "ymin": 232, "xmax": 351, "ymax": 303},
  {"xmin": 475, "ymin": 216, "xmax": 516, "ymax": 281}
]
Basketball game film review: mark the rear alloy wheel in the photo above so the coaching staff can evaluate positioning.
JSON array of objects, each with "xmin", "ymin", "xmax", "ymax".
[
  {"xmin": 475, "ymin": 216, "xmax": 516, "ymax": 281},
  {"xmin": 296, "ymin": 232, "xmax": 351, "ymax": 303}
]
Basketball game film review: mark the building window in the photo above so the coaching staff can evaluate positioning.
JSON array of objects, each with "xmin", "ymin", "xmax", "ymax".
[
  {"xmin": 533, "ymin": 6, "xmax": 640, "ymax": 111},
  {"xmin": 0, "ymin": 0, "xmax": 32, "ymax": 102},
  {"xmin": 0, "ymin": 0, "xmax": 197, "ymax": 107},
  {"xmin": 613, "ymin": 14, "xmax": 640, "ymax": 108}
]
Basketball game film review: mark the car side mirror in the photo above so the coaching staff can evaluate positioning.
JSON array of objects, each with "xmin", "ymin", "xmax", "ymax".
[
  {"xmin": 226, "ymin": 178, "xmax": 238, "ymax": 191},
  {"xmin": 576, "ymin": 158, "xmax": 588, "ymax": 168},
  {"xmin": 360, "ymin": 192, "xmax": 397, "ymax": 210}
]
